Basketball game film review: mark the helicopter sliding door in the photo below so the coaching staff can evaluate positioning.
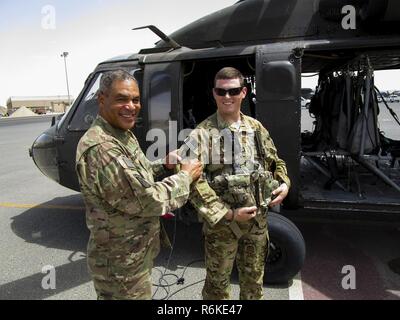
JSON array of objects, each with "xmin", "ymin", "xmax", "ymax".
[
  {"xmin": 141, "ymin": 62, "xmax": 182, "ymax": 161},
  {"xmin": 255, "ymin": 47, "xmax": 301, "ymax": 208}
]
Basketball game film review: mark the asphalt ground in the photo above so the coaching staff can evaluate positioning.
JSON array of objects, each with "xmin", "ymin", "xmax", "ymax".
[{"xmin": 0, "ymin": 107, "xmax": 399, "ymax": 300}]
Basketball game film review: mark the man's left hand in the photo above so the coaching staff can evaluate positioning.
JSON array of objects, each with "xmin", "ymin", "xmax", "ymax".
[{"xmin": 269, "ymin": 183, "xmax": 289, "ymax": 207}]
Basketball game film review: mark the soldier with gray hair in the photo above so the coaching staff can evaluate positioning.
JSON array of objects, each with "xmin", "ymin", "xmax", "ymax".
[
  {"xmin": 76, "ymin": 69, "xmax": 202, "ymax": 299},
  {"xmin": 181, "ymin": 67, "xmax": 290, "ymax": 300}
]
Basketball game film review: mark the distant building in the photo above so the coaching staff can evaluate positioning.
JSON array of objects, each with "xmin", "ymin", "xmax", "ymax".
[{"xmin": 6, "ymin": 96, "xmax": 74, "ymax": 115}]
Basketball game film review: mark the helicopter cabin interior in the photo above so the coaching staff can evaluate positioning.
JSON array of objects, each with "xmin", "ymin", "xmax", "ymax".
[
  {"xmin": 178, "ymin": 47, "xmax": 400, "ymax": 215},
  {"xmin": 59, "ymin": 44, "xmax": 400, "ymax": 216}
]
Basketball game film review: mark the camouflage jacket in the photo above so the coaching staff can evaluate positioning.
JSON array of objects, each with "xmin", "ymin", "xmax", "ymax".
[
  {"xmin": 76, "ymin": 116, "xmax": 192, "ymax": 271},
  {"xmin": 181, "ymin": 112, "xmax": 290, "ymax": 227}
]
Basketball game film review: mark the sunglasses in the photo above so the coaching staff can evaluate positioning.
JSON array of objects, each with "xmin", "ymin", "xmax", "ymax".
[{"xmin": 214, "ymin": 87, "xmax": 243, "ymax": 97}]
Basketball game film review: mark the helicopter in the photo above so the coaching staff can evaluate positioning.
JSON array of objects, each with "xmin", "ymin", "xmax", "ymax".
[{"xmin": 29, "ymin": 0, "xmax": 400, "ymax": 284}]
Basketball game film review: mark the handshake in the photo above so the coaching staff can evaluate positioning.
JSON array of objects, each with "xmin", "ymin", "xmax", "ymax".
[{"xmin": 164, "ymin": 150, "xmax": 203, "ymax": 182}]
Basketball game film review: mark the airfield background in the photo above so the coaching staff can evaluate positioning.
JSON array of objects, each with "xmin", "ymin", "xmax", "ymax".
[{"xmin": 6, "ymin": 96, "xmax": 73, "ymax": 115}]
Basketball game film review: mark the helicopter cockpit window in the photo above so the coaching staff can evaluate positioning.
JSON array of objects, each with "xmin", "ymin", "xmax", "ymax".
[
  {"xmin": 148, "ymin": 72, "xmax": 172, "ymax": 136},
  {"xmin": 56, "ymin": 101, "xmax": 74, "ymax": 131},
  {"xmin": 68, "ymin": 73, "xmax": 102, "ymax": 131}
]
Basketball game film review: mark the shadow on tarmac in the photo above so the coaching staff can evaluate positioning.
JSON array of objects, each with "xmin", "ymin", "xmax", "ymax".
[
  {"xmin": 10, "ymin": 195, "xmax": 88, "ymax": 252},
  {"xmin": 14, "ymin": 195, "xmax": 399, "ymax": 300},
  {"xmin": 4, "ymin": 195, "xmax": 208, "ymax": 299},
  {"xmin": 9, "ymin": 194, "xmax": 206, "ymax": 271},
  {"xmin": 0, "ymin": 259, "xmax": 90, "ymax": 300},
  {"xmin": 3, "ymin": 195, "xmax": 90, "ymax": 299}
]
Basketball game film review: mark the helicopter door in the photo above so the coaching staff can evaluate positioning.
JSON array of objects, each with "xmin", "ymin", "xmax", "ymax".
[
  {"xmin": 141, "ymin": 62, "xmax": 182, "ymax": 161},
  {"xmin": 255, "ymin": 48, "xmax": 301, "ymax": 208}
]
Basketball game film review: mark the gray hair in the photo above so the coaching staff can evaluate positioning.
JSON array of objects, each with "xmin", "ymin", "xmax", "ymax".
[{"xmin": 99, "ymin": 70, "xmax": 137, "ymax": 95}]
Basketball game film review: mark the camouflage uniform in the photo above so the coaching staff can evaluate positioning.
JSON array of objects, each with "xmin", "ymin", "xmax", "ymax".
[
  {"xmin": 182, "ymin": 112, "xmax": 290, "ymax": 300},
  {"xmin": 76, "ymin": 116, "xmax": 192, "ymax": 300}
]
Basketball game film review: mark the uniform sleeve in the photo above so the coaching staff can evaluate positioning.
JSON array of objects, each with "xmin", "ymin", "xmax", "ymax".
[
  {"xmin": 78, "ymin": 144, "xmax": 192, "ymax": 218},
  {"xmin": 189, "ymin": 177, "xmax": 231, "ymax": 226},
  {"xmin": 258, "ymin": 123, "xmax": 291, "ymax": 188},
  {"xmin": 178, "ymin": 128, "xmax": 230, "ymax": 226},
  {"xmin": 150, "ymin": 158, "xmax": 167, "ymax": 179},
  {"xmin": 130, "ymin": 132, "xmax": 167, "ymax": 180}
]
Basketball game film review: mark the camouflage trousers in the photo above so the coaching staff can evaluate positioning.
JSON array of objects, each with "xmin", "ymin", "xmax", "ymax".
[
  {"xmin": 93, "ymin": 270, "xmax": 153, "ymax": 300},
  {"xmin": 88, "ymin": 255, "xmax": 154, "ymax": 300},
  {"xmin": 202, "ymin": 216, "xmax": 269, "ymax": 300}
]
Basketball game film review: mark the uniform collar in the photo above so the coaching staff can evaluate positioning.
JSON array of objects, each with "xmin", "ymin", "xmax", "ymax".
[
  {"xmin": 216, "ymin": 112, "xmax": 250, "ymax": 132},
  {"xmin": 95, "ymin": 115, "xmax": 132, "ymax": 142}
]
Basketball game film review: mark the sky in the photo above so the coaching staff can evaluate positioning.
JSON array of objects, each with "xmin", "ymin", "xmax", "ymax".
[
  {"xmin": 0, "ymin": 0, "xmax": 399, "ymax": 107},
  {"xmin": 0, "ymin": 0, "xmax": 234, "ymax": 106}
]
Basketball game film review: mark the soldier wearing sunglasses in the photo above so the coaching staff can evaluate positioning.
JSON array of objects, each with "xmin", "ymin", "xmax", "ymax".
[{"xmin": 180, "ymin": 67, "xmax": 290, "ymax": 300}]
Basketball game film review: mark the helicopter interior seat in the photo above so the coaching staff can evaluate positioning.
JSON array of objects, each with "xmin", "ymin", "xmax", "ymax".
[
  {"xmin": 302, "ymin": 65, "xmax": 400, "ymax": 194},
  {"xmin": 306, "ymin": 70, "xmax": 380, "ymax": 156}
]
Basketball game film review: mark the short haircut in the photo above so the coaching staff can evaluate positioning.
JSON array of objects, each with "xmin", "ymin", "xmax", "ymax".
[
  {"xmin": 99, "ymin": 70, "xmax": 137, "ymax": 95},
  {"xmin": 214, "ymin": 67, "xmax": 245, "ymax": 87}
]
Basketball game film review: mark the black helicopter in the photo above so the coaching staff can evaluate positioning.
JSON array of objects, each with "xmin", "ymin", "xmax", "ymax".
[{"xmin": 29, "ymin": 0, "xmax": 400, "ymax": 284}]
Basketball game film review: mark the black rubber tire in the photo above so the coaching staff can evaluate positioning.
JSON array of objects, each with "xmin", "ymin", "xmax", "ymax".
[{"xmin": 264, "ymin": 213, "xmax": 306, "ymax": 284}]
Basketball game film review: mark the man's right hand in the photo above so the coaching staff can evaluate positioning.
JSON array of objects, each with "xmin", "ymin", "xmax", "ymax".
[
  {"xmin": 225, "ymin": 206, "xmax": 257, "ymax": 222},
  {"xmin": 181, "ymin": 159, "xmax": 203, "ymax": 182}
]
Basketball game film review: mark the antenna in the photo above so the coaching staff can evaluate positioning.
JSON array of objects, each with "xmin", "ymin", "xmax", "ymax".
[{"xmin": 133, "ymin": 25, "xmax": 181, "ymax": 49}]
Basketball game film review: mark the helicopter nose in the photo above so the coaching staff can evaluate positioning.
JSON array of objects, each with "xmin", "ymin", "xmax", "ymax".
[{"xmin": 30, "ymin": 126, "xmax": 60, "ymax": 183}]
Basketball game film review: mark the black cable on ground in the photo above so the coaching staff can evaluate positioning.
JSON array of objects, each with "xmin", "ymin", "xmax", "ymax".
[
  {"xmin": 152, "ymin": 216, "xmax": 178, "ymax": 300},
  {"xmin": 167, "ymin": 278, "xmax": 206, "ymax": 300}
]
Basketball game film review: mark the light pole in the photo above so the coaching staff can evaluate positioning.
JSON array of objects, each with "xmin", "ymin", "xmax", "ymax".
[{"xmin": 60, "ymin": 52, "xmax": 71, "ymax": 112}]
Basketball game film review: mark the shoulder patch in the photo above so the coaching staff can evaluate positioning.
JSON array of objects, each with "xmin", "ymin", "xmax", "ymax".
[
  {"xmin": 116, "ymin": 156, "xmax": 136, "ymax": 169},
  {"xmin": 133, "ymin": 174, "xmax": 152, "ymax": 188}
]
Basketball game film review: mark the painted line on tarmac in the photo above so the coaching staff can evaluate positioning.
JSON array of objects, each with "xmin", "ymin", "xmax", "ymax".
[
  {"xmin": 0, "ymin": 202, "xmax": 85, "ymax": 211},
  {"xmin": 288, "ymin": 272, "xmax": 304, "ymax": 300}
]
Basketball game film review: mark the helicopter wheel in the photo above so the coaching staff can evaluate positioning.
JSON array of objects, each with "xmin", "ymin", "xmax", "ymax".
[{"xmin": 264, "ymin": 212, "xmax": 306, "ymax": 284}]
